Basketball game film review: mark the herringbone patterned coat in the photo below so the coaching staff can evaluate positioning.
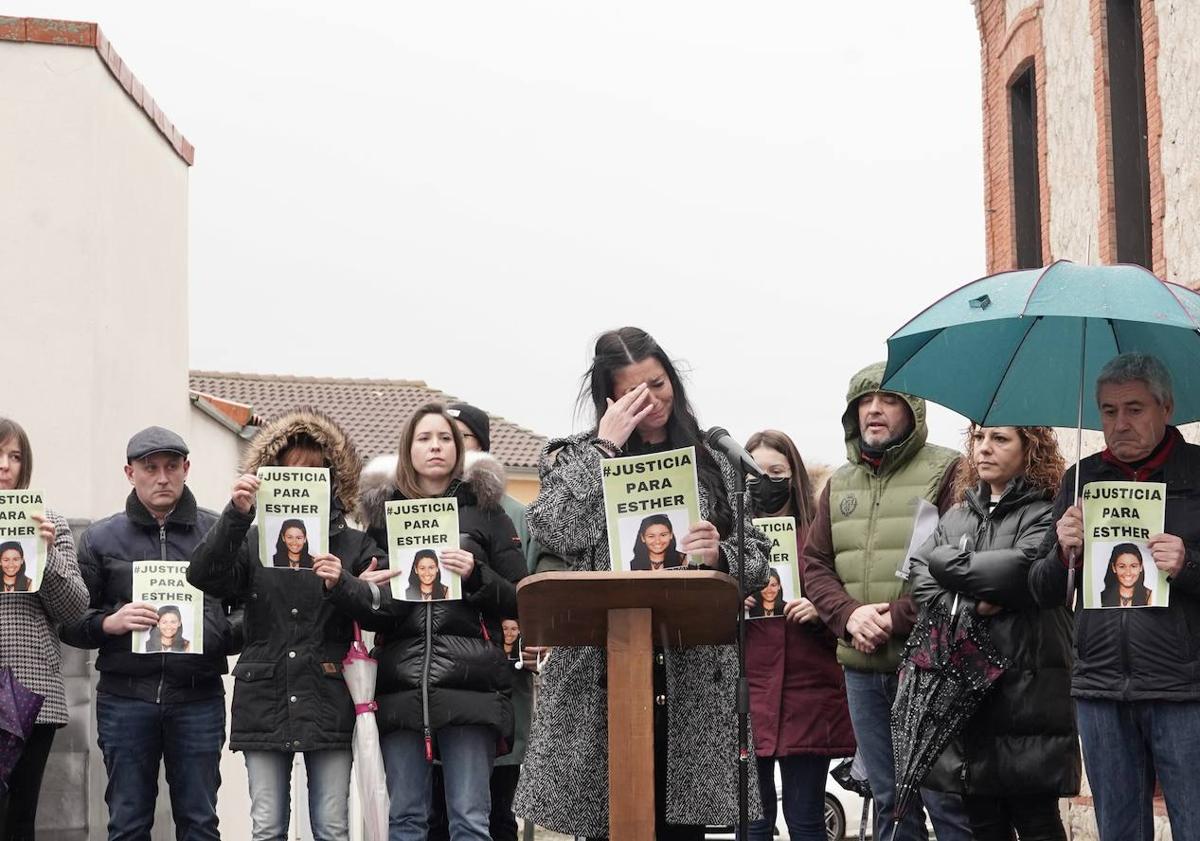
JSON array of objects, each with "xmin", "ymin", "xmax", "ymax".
[{"xmin": 514, "ymin": 435, "xmax": 769, "ymax": 836}]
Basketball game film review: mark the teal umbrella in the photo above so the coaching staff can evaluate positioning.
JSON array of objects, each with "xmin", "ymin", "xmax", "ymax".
[
  {"xmin": 882, "ymin": 261, "xmax": 1200, "ymax": 431},
  {"xmin": 882, "ymin": 261, "xmax": 1200, "ymax": 599}
]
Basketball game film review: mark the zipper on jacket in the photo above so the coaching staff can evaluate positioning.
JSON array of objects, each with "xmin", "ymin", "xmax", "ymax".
[
  {"xmin": 421, "ymin": 602, "xmax": 434, "ymax": 762},
  {"xmin": 156, "ymin": 523, "xmax": 168, "ymax": 704}
]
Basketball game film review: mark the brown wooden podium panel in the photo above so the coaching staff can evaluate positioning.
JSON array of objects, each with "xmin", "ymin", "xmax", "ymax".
[{"xmin": 516, "ymin": 570, "xmax": 741, "ymax": 649}]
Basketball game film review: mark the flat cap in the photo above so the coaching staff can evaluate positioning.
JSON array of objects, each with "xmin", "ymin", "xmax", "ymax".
[{"xmin": 126, "ymin": 426, "xmax": 189, "ymax": 462}]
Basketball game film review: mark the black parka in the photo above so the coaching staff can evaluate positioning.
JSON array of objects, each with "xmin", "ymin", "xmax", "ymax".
[
  {"xmin": 59, "ymin": 488, "xmax": 234, "ymax": 704},
  {"xmin": 327, "ymin": 452, "xmax": 526, "ymax": 753},
  {"xmin": 910, "ymin": 477, "xmax": 1081, "ymax": 797},
  {"xmin": 1030, "ymin": 427, "xmax": 1200, "ymax": 702},
  {"xmin": 186, "ymin": 409, "xmax": 384, "ymax": 752}
]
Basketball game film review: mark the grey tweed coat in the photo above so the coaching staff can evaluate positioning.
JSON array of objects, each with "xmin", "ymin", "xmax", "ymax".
[
  {"xmin": 513, "ymin": 434, "xmax": 769, "ymax": 836},
  {"xmin": 1, "ymin": 509, "xmax": 88, "ymax": 724}
]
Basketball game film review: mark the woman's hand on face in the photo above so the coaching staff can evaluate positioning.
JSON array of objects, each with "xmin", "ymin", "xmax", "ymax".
[
  {"xmin": 311, "ymin": 554, "xmax": 344, "ymax": 590},
  {"xmin": 679, "ymin": 520, "xmax": 721, "ymax": 567},
  {"xmin": 357, "ymin": 557, "xmax": 400, "ymax": 586},
  {"xmin": 597, "ymin": 383, "xmax": 655, "ymax": 449},
  {"xmin": 440, "ymin": 549, "xmax": 476, "ymax": 580},
  {"xmin": 784, "ymin": 597, "xmax": 819, "ymax": 624},
  {"xmin": 29, "ymin": 513, "xmax": 55, "ymax": 549},
  {"xmin": 231, "ymin": 474, "xmax": 260, "ymax": 515}
]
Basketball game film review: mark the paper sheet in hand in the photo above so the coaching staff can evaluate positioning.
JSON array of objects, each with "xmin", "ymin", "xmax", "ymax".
[{"xmin": 1083, "ymin": 481, "xmax": 1168, "ymax": 609}]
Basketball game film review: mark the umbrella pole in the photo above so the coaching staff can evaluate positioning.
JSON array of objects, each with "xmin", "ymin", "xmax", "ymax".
[{"xmin": 1066, "ymin": 320, "xmax": 1087, "ymax": 607}]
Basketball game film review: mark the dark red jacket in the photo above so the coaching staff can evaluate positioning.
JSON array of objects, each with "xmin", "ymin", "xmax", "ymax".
[{"xmin": 747, "ymin": 526, "xmax": 856, "ymax": 758}]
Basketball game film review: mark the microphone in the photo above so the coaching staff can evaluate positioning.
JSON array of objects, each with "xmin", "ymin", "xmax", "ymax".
[{"xmin": 705, "ymin": 427, "xmax": 764, "ymax": 480}]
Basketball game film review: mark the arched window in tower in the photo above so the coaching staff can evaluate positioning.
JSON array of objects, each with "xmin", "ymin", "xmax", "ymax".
[
  {"xmin": 1105, "ymin": 0, "xmax": 1152, "ymax": 269},
  {"xmin": 1009, "ymin": 65, "xmax": 1042, "ymax": 270}
]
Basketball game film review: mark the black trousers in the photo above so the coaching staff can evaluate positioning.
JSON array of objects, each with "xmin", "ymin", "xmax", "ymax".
[
  {"xmin": 0, "ymin": 724, "xmax": 58, "ymax": 841},
  {"xmin": 962, "ymin": 794, "xmax": 1067, "ymax": 841}
]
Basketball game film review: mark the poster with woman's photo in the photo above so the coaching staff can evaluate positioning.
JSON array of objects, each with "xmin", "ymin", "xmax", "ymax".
[
  {"xmin": 131, "ymin": 561, "xmax": 204, "ymax": 654},
  {"xmin": 747, "ymin": 516, "xmax": 802, "ymax": 618},
  {"xmin": 1082, "ymin": 481, "xmax": 1169, "ymax": 609},
  {"xmin": 385, "ymin": 498, "xmax": 461, "ymax": 602},
  {"xmin": 601, "ymin": 446, "xmax": 701, "ymax": 572},
  {"xmin": 256, "ymin": 467, "xmax": 330, "ymax": 569},
  {"xmin": 0, "ymin": 490, "xmax": 46, "ymax": 594}
]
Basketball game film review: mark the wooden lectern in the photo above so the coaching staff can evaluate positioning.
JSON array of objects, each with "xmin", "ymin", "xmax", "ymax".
[{"xmin": 517, "ymin": 570, "xmax": 740, "ymax": 840}]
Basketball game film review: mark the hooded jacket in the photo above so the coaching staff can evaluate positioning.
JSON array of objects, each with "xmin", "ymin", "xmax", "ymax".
[
  {"xmin": 1029, "ymin": 426, "xmax": 1200, "ymax": 702},
  {"xmin": 910, "ymin": 478, "xmax": 1080, "ymax": 797},
  {"xmin": 804, "ymin": 362, "xmax": 960, "ymax": 672},
  {"xmin": 60, "ymin": 487, "xmax": 233, "ymax": 703},
  {"xmin": 187, "ymin": 409, "xmax": 384, "ymax": 752},
  {"xmin": 325, "ymin": 451, "xmax": 525, "ymax": 752}
]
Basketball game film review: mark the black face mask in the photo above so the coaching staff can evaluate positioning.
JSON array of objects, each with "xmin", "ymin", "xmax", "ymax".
[{"xmin": 749, "ymin": 475, "xmax": 791, "ymax": 516}]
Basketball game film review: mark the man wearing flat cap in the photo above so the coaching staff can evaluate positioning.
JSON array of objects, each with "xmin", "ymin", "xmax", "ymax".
[{"xmin": 61, "ymin": 426, "xmax": 234, "ymax": 840}]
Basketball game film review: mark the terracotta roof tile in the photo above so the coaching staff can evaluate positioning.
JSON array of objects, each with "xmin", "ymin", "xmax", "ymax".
[
  {"xmin": 188, "ymin": 371, "xmax": 546, "ymax": 473},
  {"xmin": 0, "ymin": 16, "xmax": 194, "ymax": 165}
]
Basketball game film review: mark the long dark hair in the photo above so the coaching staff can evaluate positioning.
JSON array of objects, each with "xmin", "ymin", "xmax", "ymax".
[
  {"xmin": 744, "ymin": 429, "xmax": 816, "ymax": 527},
  {"xmin": 272, "ymin": 519, "xmax": 313, "ymax": 569},
  {"xmin": 579, "ymin": 327, "xmax": 733, "ymax": 537},
  {"xmin": 631, "ymin": 514, "xmax": 684, "ymax": 568},
  {"xmin": 1100, "ymin": 542, "xmax": 1152, "ymax": 607},
  {"xmin": 146, "ymin": 605, "xmax": 189, "ymax": 652},
  {"xmin": 749, "ymin": 568, "xmax": 785, "ymax": 617},
  {"xmin": 0, "ymin": 540, "xmax": 31, "ymax": 591},
  {"xmin": 407, "ymin": 548, "xmax": 449, "ymax": 599}
]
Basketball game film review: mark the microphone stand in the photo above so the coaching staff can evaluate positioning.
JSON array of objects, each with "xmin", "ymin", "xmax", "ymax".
[{"xmin": 735, "ymin": 470, "xmax": 750, "ymax": 841}]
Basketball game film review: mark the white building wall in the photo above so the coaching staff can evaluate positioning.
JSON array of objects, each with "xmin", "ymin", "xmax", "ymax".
[
  {"xmin": 186, "ymin": 407, "xmax": 246, "ymax": 513},
  {"xmin": 1155, "ymin": 0, "xmax": 1200, "ymax": 286},
  {"xmin": 0, "ymin": 41, "xmax": 189, "ymax": 521},
  {"xmin": 1042, "ymin": 0, "xmax": 1102, "ymax": 264}
]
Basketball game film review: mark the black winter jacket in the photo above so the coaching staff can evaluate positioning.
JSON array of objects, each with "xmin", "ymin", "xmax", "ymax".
[
  {"xmin": 1030, "ymin": 427, "xmax": 1200, "ymax": 702},
  {"xmin": 60, "ymin": 488, "xmax": 234, "ymax": 703},
  {"xmin": 186, "ymin": 408, "xmax": 385, "ymax": 752},
  {"xmin": 329, "ymin": 453, "xmax": 526, "ymax": 753},
  {"xmin": 911, "ymin": 478, "xmax": 1080, "ymax": 797}
]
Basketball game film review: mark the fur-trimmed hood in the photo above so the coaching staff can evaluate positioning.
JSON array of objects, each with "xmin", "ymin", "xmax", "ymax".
[
  {"xmin": 357, "ymin": 450, "xmax": 508, "ymax": 531},
  {"xmin": 240, "ymin": 408, "xmax": 363, "ymax": 513}
]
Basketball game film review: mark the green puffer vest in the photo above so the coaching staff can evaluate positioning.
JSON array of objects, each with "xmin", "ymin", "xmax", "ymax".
[{"xmin": 829, "ymin": 362, "xmax": 958, "ymax": 672}]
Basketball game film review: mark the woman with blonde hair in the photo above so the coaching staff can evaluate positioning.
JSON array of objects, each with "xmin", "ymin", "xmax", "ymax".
[{"xmin": 909, "ymin": 425, "xmax": 1079, "ymax": 840}]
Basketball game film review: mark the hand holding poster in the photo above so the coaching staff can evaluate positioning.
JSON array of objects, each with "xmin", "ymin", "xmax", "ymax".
[
  {"xmin": 0, "ymin": 490, "xmax": 46, "ymax": 594},
  {"xmin": 132, "ymin": 561, "xmax": 204, "ymax": 654},
  {"xmin": 601, "ymin": 446, "xmax": 702, "ymax": 572},
  {"xmin": 256, "ymin": 467, "xmax": 331, "ymax": 569},
  {"xmin": 748, "ymin": 516, "xmax": 802, "ymax": 618},
  {"xmin": 386, "ymin": 499, "xmax": 461, "ymax": 602},
  {"xmin": 1083, "ymin": 481, "xmax": 1168, "ymax": 609}
]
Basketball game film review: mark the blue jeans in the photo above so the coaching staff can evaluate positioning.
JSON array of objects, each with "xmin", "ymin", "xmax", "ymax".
[
  {"xmin": 381, "ymin": 726, "xmax": 494, "ymax": 841},
  {"xmin": 1076, "ymin": 697, "xmax": 1200, "ymax": 841},
  {"xmin": 843, "ymin": 668, "xmax": 972, "ymax": 841},
  {"xmin": 95, "ymin": 692, "xmax": 225, "ymax": 841},
  {"xmin": 749, "ymin": 755, "xmax": 831, "ymax": 841},
  {"xmin": 243, "ymin": 749, "xmax": 353, "ymax": 841}
]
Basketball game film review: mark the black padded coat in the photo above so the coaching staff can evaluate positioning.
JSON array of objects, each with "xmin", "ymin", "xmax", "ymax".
[
  {"xmin": 910, "ymin": 478, "xmax": 1081, "ymax": 797},
  {"xmin": 328, "ymin": 452, "xmax": 526, "ymax": 754}
]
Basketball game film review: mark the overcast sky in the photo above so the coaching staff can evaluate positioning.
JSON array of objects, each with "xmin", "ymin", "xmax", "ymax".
[{"xmin": 24, "ymin": 1, "xmax": 985, "ymax": 467}]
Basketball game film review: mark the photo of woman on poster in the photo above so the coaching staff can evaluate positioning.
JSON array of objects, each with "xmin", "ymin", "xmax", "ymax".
[
  {"xmin": 628, "ymin": 513, "xmax": 687, "ymax": 570},
  {"xmin": 1100, "ymin": 542, "xmax": 1153, "ymax": 607},
  {"xmin": 502, "ymin": 618, "xmax": 521, "ymax": 661},
  {"xmin": 0, "ymin": 540, "xmax": 33, "ymax": 592},
  {"xmin": 272, "ymin": 518, "xmax": 314, "ymax": 569},
  {"xmin": 747, "ymin": 568, "xmax": 787, "ymax": 618},
  {"xmin": 145, "ymin": 605, "xmax": 192, "ymax": 653},
  {"xmin": 405, "ymin": 548, "xmax": 450, "ymax": 601}
]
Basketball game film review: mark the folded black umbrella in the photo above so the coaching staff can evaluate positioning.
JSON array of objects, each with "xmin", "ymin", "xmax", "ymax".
[{"xmin": 891, "ymin": 597, "xmax": 1009, "ymax": 821}]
